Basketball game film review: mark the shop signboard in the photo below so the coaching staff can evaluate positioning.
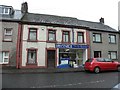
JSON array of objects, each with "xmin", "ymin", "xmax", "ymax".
[{"xmin": 55, "ymin": 44, "xmax": 89, "ymax": 49}]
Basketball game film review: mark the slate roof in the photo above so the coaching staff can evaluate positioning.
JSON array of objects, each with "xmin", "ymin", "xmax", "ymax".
[
  {"xmin": 22, "ymin": 13, "xmax": 117, "ymax": 32},
  {"xmin": 0, "ymin": 10, "xmax": 24, "ymax": 21}
]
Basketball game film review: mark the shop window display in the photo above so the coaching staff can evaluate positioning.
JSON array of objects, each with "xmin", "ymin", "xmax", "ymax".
[{"xmin": 59, "ymin": 49, "xmax": 83, "ymax": 68}]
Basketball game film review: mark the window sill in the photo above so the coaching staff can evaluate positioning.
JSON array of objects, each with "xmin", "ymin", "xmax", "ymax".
[
  {"xmin": 26, "ymin": 63, "xmax": 37, "ymax": 65},
  {"xmin": 93, "ymin": 41, "xmax": 102, "ymax": 43},
  {"xmin": 2, "ymin": 40, "xmax": 13, "ymax": 42},
  {"xmin": 47, "ymin": 41, "xmax": 57, "ymax": 43},
  {"xmin": 27, "ymin": 40, "xmax": 38, "ymax": 42},
  {"xmin": 109, "ymin": 43, "xmax": 117, "ymax": 44}
]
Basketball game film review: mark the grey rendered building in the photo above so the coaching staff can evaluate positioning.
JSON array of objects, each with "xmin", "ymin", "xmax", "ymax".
[
  {"xmin": 88, "ymin": 18, "xmax": 119, "ymax": 61},
  {"xmin": 0, "ymin": 3, "xmax": 27, "ymax": 68}
]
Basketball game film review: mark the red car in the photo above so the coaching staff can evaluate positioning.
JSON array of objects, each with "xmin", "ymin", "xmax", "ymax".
[{"xmin": 84, "ymin": 58, "xmax": 120, "ymax": 73}]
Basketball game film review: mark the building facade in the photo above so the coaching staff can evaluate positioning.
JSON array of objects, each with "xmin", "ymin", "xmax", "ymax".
[
  {"xmin": 17, "ymin": 16, "xmax": 90, "ymax": 68},
  {"xmin": 0, "ymin": 3, "xmax": 26, "ymax": 68},
  {"xmin": 0, "ymin": 2, "xmax": 119, "ymax": 69},
  {"xmin": 89, "ymin": 30, "xmax": 119, "ymax": 60}
]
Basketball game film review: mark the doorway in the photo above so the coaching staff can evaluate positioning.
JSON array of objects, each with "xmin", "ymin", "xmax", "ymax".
[{"xmin": 47, "ymin": 50, "xmax": 56, "ymax": 68}]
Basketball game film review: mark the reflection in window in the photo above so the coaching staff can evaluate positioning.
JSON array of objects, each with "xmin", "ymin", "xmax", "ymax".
[
  {"xmin": 109, "ymin": 34, "xmax": 116, "ymax": 44},
  {"xmin": 108, "ymin": 51, "xmax": 117, "ymax": 59},
  {"xmin": 93, "ymin": 33, "xmax": 102, "ymax": 43},
  {"xmin": 63, "ymin": 31, "xmax": 70, "ymax": 42},
  {"xmin": 28, "ymin": 28, "xmax": 37, "ymax": 41},
  {"xmin": 27, "ymin": 50, "xmax": 37, "ymax": 64},
  {"xmin": 48, "ymin": 30, "xmax": 56, "ymax": 41}
]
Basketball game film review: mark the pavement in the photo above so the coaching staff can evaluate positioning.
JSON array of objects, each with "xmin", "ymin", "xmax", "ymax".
[{"xmin": 1, "ymin": 66, "xmax": 85, "ymax": 74}]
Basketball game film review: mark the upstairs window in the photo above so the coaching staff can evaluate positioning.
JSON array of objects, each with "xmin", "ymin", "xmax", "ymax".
[
  {"xmin": 77, "ymin": 32, "xmax": 84, "ymax": 43},
  {"xmin": 0, "ymin": 7, "xmax": 10, "ymax": 14},
  {"xmin": 93, "ymin": 33, "xmax": 102, "ymax": 43},
  {"xmin": 109, "ymin": 34, "xmax": 116, "ymax": 44},
  {"xmin": 3, "ymin": 28, "xmax": 13, "ymax": 41},
  {"xmin": 28, "ymin": 28, "xmax": 37, "ymax": 41},
  {"xmin": 62, "ymin": 31, "xmax": 70, "ymax": 43},
  {"xmin": 48, "ymin": 30, "xmax": 56, "ymax": 41}
]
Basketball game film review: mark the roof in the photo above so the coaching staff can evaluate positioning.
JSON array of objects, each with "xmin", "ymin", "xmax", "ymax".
[
  {"xmin": 22, "ymin": 13, "xmax": 118, "ymax": 32},
  {"xmin": 0, "ymin": 10, "xmax": 24, "ymax": 21}
]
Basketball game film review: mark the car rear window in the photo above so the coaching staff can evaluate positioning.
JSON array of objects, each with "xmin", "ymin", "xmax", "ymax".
[{"xmin": 86, "ymin": 58, "xmax": 93, "ymax": 62}]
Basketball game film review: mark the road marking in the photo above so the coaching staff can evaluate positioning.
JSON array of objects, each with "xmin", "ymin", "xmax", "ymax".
[
  {"xmin": 113, "ymin": 83, "xmax": 120, "ymax": 89},
  {"xmin": 31, "ymin": 80, "xmax": 105, "ymax": 88}
]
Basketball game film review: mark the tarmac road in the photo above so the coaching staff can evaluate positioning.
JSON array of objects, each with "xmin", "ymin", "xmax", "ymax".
[{"xmin": 2, "ymin": 71, "xmax": 119, "ymax": 89}]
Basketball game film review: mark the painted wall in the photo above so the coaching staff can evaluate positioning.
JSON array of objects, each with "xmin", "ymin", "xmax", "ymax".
[{"xmin": 21, "ymin": 24, "xmax": 88, "ymax": 67}]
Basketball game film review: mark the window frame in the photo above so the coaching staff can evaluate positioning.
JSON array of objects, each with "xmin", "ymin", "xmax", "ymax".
[
  {"xmin": 3, "ymin": 28, "xmax": 13, "ymax": 42},
  {"xmin": 77, "ymin": 32, "xmax": 84, "ymax": 43},
  {"xmin": 109, "ymin": 34, "xmax": 116, "ymax": 44},
  {"xmin": 93, "ymin": 33, "xmax": 102, "ymax": 43},
  {"xmin": 94, "ymin": 51, "xmax": 102, "ymax": 58},
  {"xmin": 47, "ymin": 29, "xmax": 56, "ymax": 42},
  {"xmin": 28, "ymin": 28, "xmax": 38, "ymax": 42},
  {"xmin": 26, "ymin": 49, "xmax": 38, "ymax": 65},
  {"xmin": 0, "ymin": 51, "xmax": 9, "ymax": 64},
  {"xmin": 108, "ymin": 51, "xmax": 117, "ymax": 60},
  {"xmin": 0, "ymin": 7, "xmax": 10, "ymax": 14},
  {"xmin": 62, "ymin": 30, "xmax": 70, "ymax": 43}
]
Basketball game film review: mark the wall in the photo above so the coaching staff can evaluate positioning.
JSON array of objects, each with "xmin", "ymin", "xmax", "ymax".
[
  {"xmin": 21, "ymin": 24, "xmax": 88, "ymax": 67},
  {"xmin": 0, "ymin": 22, "xmax": 18, "ymax": 66},
  {"xmin": 90, "ymin": 30, "xmax": 119, "ymax": 60}
]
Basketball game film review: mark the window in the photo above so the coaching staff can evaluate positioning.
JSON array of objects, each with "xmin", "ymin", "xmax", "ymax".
[
  {"xmin": 94, "ymin": 51, "xmax": 101, "ymax": 58},
  {"xmin": 48, "ymin": 30, "xmax": 56, "ymax": 41},
  {"xmin": 93, "ymin": 33, "xmax": 102, "ymax": 43},
  {"xmin": 108, "ymin": 51, "xmax": 117, "ymax": 59},
  {"xmin": 104, "ymin": 58, "xmax": 112, "ymax": 62},
  {"xmin": 0, "ymin": 7, "xmax": 10, "ymax": 14},
  {"xmin": 27, "ymin": 49, "xmax": 37, "ymax": 64},
  {"xmin": 77, "ymin": 32, "xmax": 84, "ymax": 43},
  {"xmin": 28, "ymin": 28, "xmax": 37, "ymax": 41},
  {"xmin": 3, "ymin": 28, "xmax": 12, "ymax": 41},
  {"xmin": 96, "ymin": 58, "xmax": 105, "ymax": 62},
  {"xmin": 0, "ymin": 51, "xmax": 9, "ymax": 64},
  {"xmin": 62, "ymin": 31, "xmax": 70, "ymax": 42},
  {"xmin": 109, "ymin": 34, "xmax": 116, "ymax": 44}
]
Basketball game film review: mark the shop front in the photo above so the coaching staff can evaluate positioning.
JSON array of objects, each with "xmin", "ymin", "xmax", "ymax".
[{"xmin": 56, "ymin": 44, "xmax": 89, "ymax": 68}]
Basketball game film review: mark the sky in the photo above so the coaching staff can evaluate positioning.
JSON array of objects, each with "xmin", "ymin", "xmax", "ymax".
[{"xmin": 1, "ymin": 0, "xmax": 119, "ymax": 30}]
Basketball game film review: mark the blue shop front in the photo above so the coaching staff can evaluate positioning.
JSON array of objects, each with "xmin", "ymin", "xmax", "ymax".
[{"xmin": 56, "ymin": 44, "xmax": 89, "ymax": 68}]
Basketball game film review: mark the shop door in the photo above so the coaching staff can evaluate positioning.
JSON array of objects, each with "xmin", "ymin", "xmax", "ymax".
[{"xmin": 47, "ymin": 50, "xmax": 55, "ymax": 68}]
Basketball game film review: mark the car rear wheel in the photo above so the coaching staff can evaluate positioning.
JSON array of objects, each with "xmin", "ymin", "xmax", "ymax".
[
  {"xmin": 94, "ymin": 67, "xmax": 100, "ymax": 74},
  {"xmin": 117, "ymin": 66, "xmax": 120, "ymax": 72}
]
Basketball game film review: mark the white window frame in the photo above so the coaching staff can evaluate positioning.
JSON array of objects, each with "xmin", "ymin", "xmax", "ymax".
[
  {"xmin": 0, "ymin": 51, "xmax": 9, "ymax": 64},
  {"xmin": 1, "ymin": 7, "xmax": 10, "ymax": 14},
  {"xmin": 4, "ymin": 28, "xmax": 13, "ymax": 35}
]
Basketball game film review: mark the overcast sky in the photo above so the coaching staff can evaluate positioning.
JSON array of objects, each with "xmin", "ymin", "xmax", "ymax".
[{"xmin": 1, "ymin": 0, "xmax": 119, "ymax": 30}]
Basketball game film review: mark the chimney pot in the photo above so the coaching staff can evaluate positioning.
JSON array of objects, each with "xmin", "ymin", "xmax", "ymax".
[
  {"xmin": 21, "ymin": 2, "xmax": 28, "ymax": 13},
  {"xmin": 99, "ymin": 17, "xmax": 104, "ymax": 24}
]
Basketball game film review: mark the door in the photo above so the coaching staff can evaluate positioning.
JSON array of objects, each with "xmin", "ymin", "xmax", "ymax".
[{"xmin": 47, "ymin": 50, "xmax": 56, "ymax": 68}]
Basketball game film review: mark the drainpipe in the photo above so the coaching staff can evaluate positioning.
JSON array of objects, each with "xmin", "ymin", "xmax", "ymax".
[{"xmin": 72, "ymin": 28, "xmax": 74, "ymax": 43}]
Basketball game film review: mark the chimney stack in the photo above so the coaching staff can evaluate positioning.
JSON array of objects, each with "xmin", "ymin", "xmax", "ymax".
[
  {"xmin": 99, "ymin": 17, "xmax": 104, "ymax": 24},
  {"xmin": 21, "ymin": 2, "xmax": 28, "ymax": 13}
]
